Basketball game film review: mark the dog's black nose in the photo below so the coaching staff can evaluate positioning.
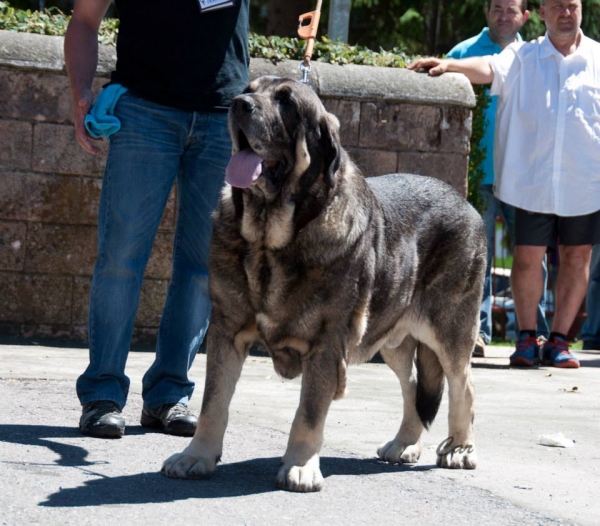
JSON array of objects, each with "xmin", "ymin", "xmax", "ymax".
[{"xmin": 232, "ymin": 95, "xmax": 255, "ymax": 113}]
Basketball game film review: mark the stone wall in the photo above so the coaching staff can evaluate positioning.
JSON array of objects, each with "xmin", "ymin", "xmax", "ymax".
[{"xmin": 0, "ymin": 30, "xmax": 475, "ymax": 344}]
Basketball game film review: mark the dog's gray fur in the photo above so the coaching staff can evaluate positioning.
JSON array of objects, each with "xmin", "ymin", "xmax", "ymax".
[{"xmin": 162, "ymin": 76, "xmax": 487, "ymax": 492}]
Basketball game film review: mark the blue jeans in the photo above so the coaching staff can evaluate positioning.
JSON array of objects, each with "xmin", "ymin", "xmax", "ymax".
[
  {"xmin": 581, "ymin": 244, "xmax": 600, "ymax": 345},
  {"xmin": 76, "ymin": 92, "xmax": 231, "ymax": 410},
  {"xmin": 479, "ymin": 185, "xmax": 549, "ymax": 343}
]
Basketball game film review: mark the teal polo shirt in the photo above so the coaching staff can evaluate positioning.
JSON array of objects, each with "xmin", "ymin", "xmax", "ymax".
[{"xmin": 447, "ymin": 28, "xmax": 522, "ymax": 186}]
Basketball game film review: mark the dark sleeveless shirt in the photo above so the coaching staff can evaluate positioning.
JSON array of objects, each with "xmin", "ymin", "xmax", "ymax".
[{"xmin": 110, "ymin": 0, "xmax": 250, "ymax": 111}]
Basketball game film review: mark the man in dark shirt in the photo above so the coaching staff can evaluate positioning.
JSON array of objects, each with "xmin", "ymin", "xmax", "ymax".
[{"xmin": 65, "ymin": 0, "xmax": 250, "ymax": 438}]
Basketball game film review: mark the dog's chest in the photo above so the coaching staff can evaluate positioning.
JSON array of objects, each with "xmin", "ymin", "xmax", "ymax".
[{"xmin": 243, "ymin": 245, "xmax": 291, "ymax": 313}]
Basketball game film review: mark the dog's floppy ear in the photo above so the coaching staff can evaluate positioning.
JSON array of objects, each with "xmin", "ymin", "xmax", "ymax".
[{"xmin": 319, "ymin": 112, "xmax": 341, "ymax": 188}]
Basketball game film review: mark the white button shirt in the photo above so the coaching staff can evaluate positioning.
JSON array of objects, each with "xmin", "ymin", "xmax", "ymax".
[{"xmin": 489, "ymin": 31, "xmax": 600, "ymax": 216}]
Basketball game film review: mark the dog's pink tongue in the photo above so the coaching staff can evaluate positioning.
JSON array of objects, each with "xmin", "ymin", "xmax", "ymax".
[{"xmin": 225, "ymin": 149, "xmax": 262, "ymax": 188}]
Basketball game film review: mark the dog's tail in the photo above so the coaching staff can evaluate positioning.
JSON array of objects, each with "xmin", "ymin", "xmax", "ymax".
[{"xmin": 415, "ymin": 342, "xmax": 444, "ymax": 429}]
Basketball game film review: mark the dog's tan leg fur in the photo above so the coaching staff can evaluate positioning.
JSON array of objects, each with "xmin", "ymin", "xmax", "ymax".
[
  {"xmin": 277, "ymin": 349, "xmax": 339, "ymax": 492},
  {"xmin": 377, "ymin": 337, "xmax": 425, "ymax": 464},
  {"xmin": 161, "ymin": 323, "xmax": 249, "ymax": 479},
  {"xmin": 435, "ymin": 345, "xmax": 477, "ymax": 469}
]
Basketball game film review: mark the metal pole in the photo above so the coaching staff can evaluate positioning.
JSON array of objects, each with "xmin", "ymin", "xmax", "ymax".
[{"xmin": 327, "ymin": 0, "xmax": 351, "ymax": 43}]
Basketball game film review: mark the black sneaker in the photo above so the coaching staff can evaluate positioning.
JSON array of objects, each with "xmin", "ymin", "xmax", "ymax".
[
  {"xmin": 79, "ymin": 401, "xmax": 125, "ymax": 438},
  {"xmin": 140, "ymin": 403, "xmax": 197, "ymax": 436}
]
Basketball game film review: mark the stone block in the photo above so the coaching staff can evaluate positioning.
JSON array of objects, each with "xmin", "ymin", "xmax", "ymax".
[
  {"xmin": 0, "ymin": 172, "xmax": 80, "ymax": 223},
  {"xmin": 0, "ymin": 221, "xmax": 26, "ymax": 271},
  {"xmin": 20, "ymin": 324, "xmax": 80, "ymax": 342},
  {"xmin": 0, "ymin": 321, "xmax": 20, "ymax": 339},
  {"xmin": 146, "ymin": 231, "xmax": 175, "ymax": 280},
  {"xmin": 0, "ymin": 273, "xmax": 72, "ymax": 324},
  {"xmin": 0, "ymin": 120, "xmax": 32, "ymax": 170},
  {"xmin": 79, "ymin": 177, "xmax": 104, "ymax": 225},
  {"xmin": 73, "ymin": 276, "xmax": 167, "ymax": 328},
  {"xmin": 311, "ymin": 61, "xmax": 476, "ymax": 107},
  {"xmin": 80, "ymin": 177, "xmax": 176, "ymax": 229},
  {"xmin": 359, "ymin": 102, "xmax": 442, "ymax": 152},
  {"xmin": 0, "ymin": 32, "xmax": 63, "ymax": 71},
  {"xmin": 0, "ymin": 66, "xmax": 109, "ymax": 123},
  {"xmin": 0, "ymin": 68, "xmax": 70, "ymax": 123},
  {"xmin": 346, "ymin": 148, "xmax": 398, "ymax": 177},
  {"xmin": 440, "ymin": 106, "xmax": 472, "ymax": 154},
  {"xmin": 396, "ymin": 152, "xmax": 469, "ymax": 196},
  {"xmin": 136, "ymin": 280, "xmax": 168, "ymax": 327},
  {"xmin": 160, "ymin": 188, "xmax": 177, "ymax": 231},
  {"xmin": 33, "ymin": 123, "xmax": 108, "ymax": 176},
  {"xmin": 323, "ymin": 98, "xmax": 361, "ymax": 147},
  {"xmin": 131, "ymin": 327, "xmax": 160, "ymax": 347},
  {"xmin": 25, "ymin": 224, "xmax": 97, "ymax": 276},
  {"xmin": 71, "ymin": 277, "xmax": 91, "ymax": 325}
]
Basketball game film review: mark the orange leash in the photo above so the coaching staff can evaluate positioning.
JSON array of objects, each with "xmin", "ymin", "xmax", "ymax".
[{"xmin": 297, "ymin": 0, "xmax": 322, "ymax": 83}]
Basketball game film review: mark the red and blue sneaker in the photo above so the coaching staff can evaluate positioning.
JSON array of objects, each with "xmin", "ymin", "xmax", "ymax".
[
  {"xmin": 509, "ymin": 334, "xmax": 540, "ymax": 367},
  {"xmin": 541, "ymin": 336, "xmax": 580, "ymax": 369}
]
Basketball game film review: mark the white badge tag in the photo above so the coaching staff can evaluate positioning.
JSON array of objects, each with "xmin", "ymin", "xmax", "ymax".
[{"xmin": 199, "ymin": 0, "xmax": 234, "ymax": 12}]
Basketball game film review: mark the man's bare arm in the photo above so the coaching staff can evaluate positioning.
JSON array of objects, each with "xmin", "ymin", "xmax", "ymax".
[
  {"xmin": 407, "ymin": 56, "xmax": 494, "ymax": 85},
  {"xmin": 64, "ymin": 0, "xmax": 112, "ymax": 154}
]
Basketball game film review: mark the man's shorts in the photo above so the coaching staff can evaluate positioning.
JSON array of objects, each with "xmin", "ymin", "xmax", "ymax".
[{"xmin": 515, "ymin": 208, "xmax": 600, "ymax": 248}]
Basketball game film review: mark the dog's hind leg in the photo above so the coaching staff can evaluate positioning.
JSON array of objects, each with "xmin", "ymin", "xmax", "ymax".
[
  {"xmin": 277, "ymin": 347, "xmax": 342, "ymax": 492},
  {"xmin": 377, "ymin": 336, "xmax": 427, "ymax": 464},
  {"xmin": 434, "ymin": 344, "xmax": 477, "ymax": 470},
  {"xmin": 162, "ymin": 318, "xmax": 253, "ymax": 479}
]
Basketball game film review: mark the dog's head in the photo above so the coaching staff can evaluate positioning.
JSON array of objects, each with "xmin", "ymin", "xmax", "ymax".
[{"xmin": 227, "ymin": 76, "xmax": 342, "ymax": 200}]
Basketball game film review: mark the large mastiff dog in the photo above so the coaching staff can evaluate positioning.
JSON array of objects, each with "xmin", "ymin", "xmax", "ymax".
[{"xmin": 162, "ymin": 76, "xmax": 486, "ymax": 492}]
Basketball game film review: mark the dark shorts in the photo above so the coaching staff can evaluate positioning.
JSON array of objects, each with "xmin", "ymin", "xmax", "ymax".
[{"xmin": 515, "ymin": 208, "xmax": 600, "ymax": 248}]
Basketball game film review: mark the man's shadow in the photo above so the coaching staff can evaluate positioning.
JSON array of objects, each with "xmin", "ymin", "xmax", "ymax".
[{"xmin": 0, "ymin": 424, "xmax": 433, "ymax": 507}]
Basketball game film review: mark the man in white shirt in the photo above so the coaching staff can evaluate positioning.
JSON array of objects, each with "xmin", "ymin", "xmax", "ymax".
[{"xmin": 408, "ymin": 0, "xmax": 600, "ymax": 369}]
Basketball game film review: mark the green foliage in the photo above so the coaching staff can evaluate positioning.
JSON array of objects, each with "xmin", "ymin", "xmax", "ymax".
[
  {"xmin": 0, "ymin": 2, "xmax": 119, "ymax": 44},
  {"xmin": 0, "ymin": 3, "xmax": 69, "ymax": 35},
  {"xmin": 468, "ymin": 85, "xmax": 490, "ymax": 213}
]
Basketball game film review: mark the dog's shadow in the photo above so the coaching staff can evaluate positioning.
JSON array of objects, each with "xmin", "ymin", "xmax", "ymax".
[
  {"xmin": 40, "ymin": 456, "xmax": 432, "ymax": 507},
  {"xmin": 0, "ymin": 424, "xmax": 433, "ymax": 507}
]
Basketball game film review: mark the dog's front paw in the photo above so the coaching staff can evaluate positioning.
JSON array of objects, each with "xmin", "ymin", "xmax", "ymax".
[
  {"xmin": 377, "ymin": 439, "xmax": 422, "ymax": 464},
  {"xmin": 276, "ymin": 455, "xmax": 323, "ymax": 492},
  {"xmin": 161, "ymin": 451, "xmax": 217, "ymax": 479},
  {"xmin": 435, "ymin": 437, "xmax": 477, "ymax": 469}
]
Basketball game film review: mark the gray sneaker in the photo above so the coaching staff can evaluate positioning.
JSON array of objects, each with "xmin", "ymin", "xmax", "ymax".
[
  {"xmin": 140, "ymin": 403, "xmax": 197, "ymax": 436},
  {"xmin": 472, "ymin": 335, "xmax": 485, "ymax": 358},
  {"xmin": 79, "ymin": 401, "xmax": 125, "ymax": 439}
]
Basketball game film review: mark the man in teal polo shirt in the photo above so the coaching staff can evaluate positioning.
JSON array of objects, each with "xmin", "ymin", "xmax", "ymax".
[{"xmin": 447, "ymin": 0, "xmax": 548, "ymax": 357}]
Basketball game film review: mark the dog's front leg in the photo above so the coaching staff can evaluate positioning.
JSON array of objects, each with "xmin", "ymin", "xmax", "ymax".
[
  {"xmin": 162, "ymin": 323, "xmax": 247, "ymax": 479},
  {"xmin": 277, "ymin": 349, "xmax": 340, "ymax": 492}
]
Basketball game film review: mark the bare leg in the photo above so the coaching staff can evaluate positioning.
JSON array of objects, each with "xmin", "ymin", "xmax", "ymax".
[
  {"xmin": 511, "ymin": 245, "xmax": 547, "ymax": 331},
  {"xmin": 551, "ymin": 245, "xmax": 592, "ymax": 334}
]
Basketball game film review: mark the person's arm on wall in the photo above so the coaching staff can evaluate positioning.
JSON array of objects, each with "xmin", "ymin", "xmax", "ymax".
[
  {"xmin": 64, "ymin": 0, "xmax": 112, "ymax": 155},
  {"xmin": 407, "ymin": 56, "xmax": 494, "ymax": 85}
]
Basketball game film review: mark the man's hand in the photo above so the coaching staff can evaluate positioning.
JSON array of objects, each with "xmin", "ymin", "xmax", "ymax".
[
  {"xmin": 407, "ymin": 57, "xmax": 450, "ymax": 76},
  {"xmin": 408, "ymin": 55, "xmax": 494, "ymax": 85},
  {"xmin": 72, "ymin": 89, "xmax": 101, "ymax": 155},
  {"xmin": 64, "ymin": 0, "xmax": 112, "ymax": 155}
]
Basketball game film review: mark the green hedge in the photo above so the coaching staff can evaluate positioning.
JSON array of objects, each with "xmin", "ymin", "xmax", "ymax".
[{"xmin": 0, "ymin": 1, "xmax": 487, "ymax": 210}]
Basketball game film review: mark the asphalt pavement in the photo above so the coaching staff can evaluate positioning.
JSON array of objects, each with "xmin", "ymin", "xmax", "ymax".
[{"xmin": 1, "ymin": 342, "xmax": 598, "ymax": 525}]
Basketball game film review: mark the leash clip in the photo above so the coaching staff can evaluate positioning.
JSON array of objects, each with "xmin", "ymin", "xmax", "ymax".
[
  {"xmin": 297, "ymin": 0, "xmax": 322, "ymax": 85},
  {"xmin": 300, "ymin": 62, "xmax": 312, "ymax": 84}
]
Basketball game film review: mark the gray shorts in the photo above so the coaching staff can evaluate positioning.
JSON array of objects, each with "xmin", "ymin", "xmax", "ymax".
[{"xmin": 515, "ymin": 208, "xmax": 600, "ymax": 248}]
